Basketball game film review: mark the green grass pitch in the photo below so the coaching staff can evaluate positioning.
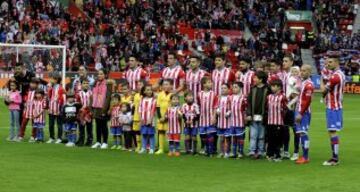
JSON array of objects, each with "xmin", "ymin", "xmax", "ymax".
[{"xmin": 0, "ymin": 93, "xmax": 359, "ymax": 192}]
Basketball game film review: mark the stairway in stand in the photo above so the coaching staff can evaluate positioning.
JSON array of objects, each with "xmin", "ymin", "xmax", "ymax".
[
  {"xmin": 301, "ymin": 49, "xmax": 317, "ymax": 74},
  {"xmin": 352, "ymin": 4, "xmax": 360, "ymax": 35}
]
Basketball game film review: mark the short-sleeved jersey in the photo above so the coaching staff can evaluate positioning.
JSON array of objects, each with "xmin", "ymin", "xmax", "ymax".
[
  {"xmin": 236, "ymin": 70, "xmax": 255, "ymax": 96},
  {"xmin": 161, "ymin": 65, "xmax": 185, "ymax": 90},
  {"xmin": 217, "ymin": 96, "xmax": 232, "ymax": 129},
  {"xmin": 230, "ymin": 95, "xmax": 247, "ymax": 127},
  {"xmin": 48, "ymin": 84, "xmax": 66, "ymax": 115},
  {"xmin": 132, "ymin": 92, "xmax": 142, "ymax": 121},
  {"xmin": 268, "ymin": 71, "xmax": 287, "ymax": 93},
  {"xmin": 125, "ymin": 67, "xmax": 148, "ymax": 91},
  {"xmin": 212, "ymin": 67, "xmax": 235, "ymax": 96},
  {"xmin": 76, "ymin": 90, "xmax": 92, "ymax": 108},
  {"xmin": 321, "ymin": 68, "xmax": 333, "ymax": 83},
  {"xmin": 325, "ymin": 69, "xmax": 345, "ymax": 110},
  {"xmin": 139, "ymin": 97, "xmax": 157, "ymax": 124},
  {"xmin": 167, "ymin": 106, "xmax": 182, "ymax": 134},
  {"xmin": 24, "ymin": 89, "xmax": 36, "ymax": 118},
  {"xmin": 156, "ymin": 91, "xmax": 172, "ymax": 117},
  {"xmin": 198, "ymin": 90, "xmax": 218, "ymax": 127},
  {"xmin": 296, "ymin": 79, "xmax": 314, "ymax": 115},
  {"xmin": 182, "ymin": 103, "xmax": 200, "ymax": 128},
  {"xmin": 32, "ymin": 99, "xmax": 47, "ymax": 124},
  {"xmin": 186, "ymin": 68, "xmax": 208, "ymax": 102},
  {"xmin": 267, "ymin": 93, "xmax": 288, "ymax": 125},
  {"xmin": 110, "ymin": 105, "xmax": 122, "ymax": 127}
]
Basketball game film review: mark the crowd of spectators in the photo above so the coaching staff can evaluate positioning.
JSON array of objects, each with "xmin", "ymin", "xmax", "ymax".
[
  {"xmin": 0, "ymin": 0, "xmax": 300, "ymax": 73},
  {"xmin": 313, "ymin": 1, "xmax": 359, "ymax": 53},
  {"xmin": 312, "ymin": 0, "xmax": 360, "ymax": 76},
  {"xmin": 188, "ymin": 0, "xmax": 307, "ymax": 69},
  {"xmin": 0, "ymin": 0, "xmax": 358, "ymax": 76}
]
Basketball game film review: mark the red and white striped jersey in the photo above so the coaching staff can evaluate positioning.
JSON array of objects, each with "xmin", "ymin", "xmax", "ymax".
[
  {"xmin": 325, "ymin": 69, "xmax": 345, "ymax": 110},
  {"xmin": 48, "ymin": 84, "xmax": 66, "ymax": 115},
  {"xmin": 268, "ymin": 71, "xmax": 287, "ymax": 93},
  {"xmin": 125, "ymin": 67, "xmax": 148, "ymax": 91},
  {"xmin": 24, "ymin": 90, "xmax": 36, "ymax": 118},
  {"xmin": 236, "ymin": 70, "xmax": 255, "ymax": 96},
  {"xmin": 283, "ymin": 71, "xmax": 290, "ymax": 95},
  {"xmin": 76, "ymin": 90, "xmax": 92, "ymax": 108},
  {"xmin": 321, "ymin": 68, "xmax": 333, "ymax": 82},
  {"xmin": 267, "ymin": 93, "xmax": 288, "ymax": 125},
  {"xmin": 186, "ymin": 68, "xmax": 208, "ymax": 101},
  {"xmin": 161, "ymin": 65, "xmax": 186, "ymax": 90},
  {"xmin": 32, "ymin": 99, "xmax": 46, "ymax": 124},
  {"xmin": 182, "ymin": 103, "xmax": 200, "ymax": 128},
  {"xmin": 217, "ymin": 96, "xmax": 232, "ymax": 129},
  {"xmin": 212, "ymin": 67, "xmax": 235, "ymax": 96},
  {"xmin": 139, "ymin": 97, "xmax": 157, "ymax": 125},
  {"xmin": 268, "ymin": 72, "xmax": 281, "ymax": 83},
  {"xmin": 230, "ymin": 95, "xmax": 247, "ymax": 127},
  {"xmin": 198, "ymin": 90, "xmax": 218, "ymax": 127},
  {"xmin": 167, "ymin": 106, "xmax": 182, "ymax": 134},
  {"xmin": 110, "ymin": 105, "xmax": 122, "ymax": 127},
  {"xmin": 73, "ymin": 78, "xmax": 82, "ymax": 94},
  {"xmin": 296, "ymin": 79, "xmax": 314, "ymax": 115}
]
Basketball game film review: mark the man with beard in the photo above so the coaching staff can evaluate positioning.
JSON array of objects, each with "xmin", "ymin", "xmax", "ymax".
[
  {"xmin": 11, "ymin": 63, "xmax": 47, "ymax": 119},
  {"xmin": 11, "ymin": 63, "xmax": 47, "ymax": 141},
  {"xmin": 235, "ymin": 57, "xmax": 255, "ymax": 97},
  {"xmin": 185, "ymin": 55, "xmax": 209, "ymax": 102}
]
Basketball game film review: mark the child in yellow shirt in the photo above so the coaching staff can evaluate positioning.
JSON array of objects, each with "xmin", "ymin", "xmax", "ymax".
[
  {"xmin": 120, "ymin": 82, "xmax": 133, "ymax": 105},
  {"xmin": 155, "ymin": 79, "xmax": 173, "ymax": 155},
  {"xmin": 132, "ymin": 80, "xmax": 145, "ymax": 152}
]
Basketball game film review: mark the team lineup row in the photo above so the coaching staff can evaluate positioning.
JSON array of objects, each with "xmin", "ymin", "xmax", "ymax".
[{"xmin": 5, "ymin": 53, "xmax": 344, "ymax": 166}]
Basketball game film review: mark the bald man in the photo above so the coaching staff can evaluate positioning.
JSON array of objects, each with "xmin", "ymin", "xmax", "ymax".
[{"xmin": 294, "ymin": 64, "xmax": 314, "ymax": 164}]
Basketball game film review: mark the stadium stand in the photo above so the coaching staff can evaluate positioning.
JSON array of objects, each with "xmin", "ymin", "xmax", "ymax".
[
  {"xmin": 312, "ymin": 1, "xmax": 360, "ymax": 79},
  {"xmin": 0, "ymin": 0, "xmax": 358, "ymax": 77}
]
